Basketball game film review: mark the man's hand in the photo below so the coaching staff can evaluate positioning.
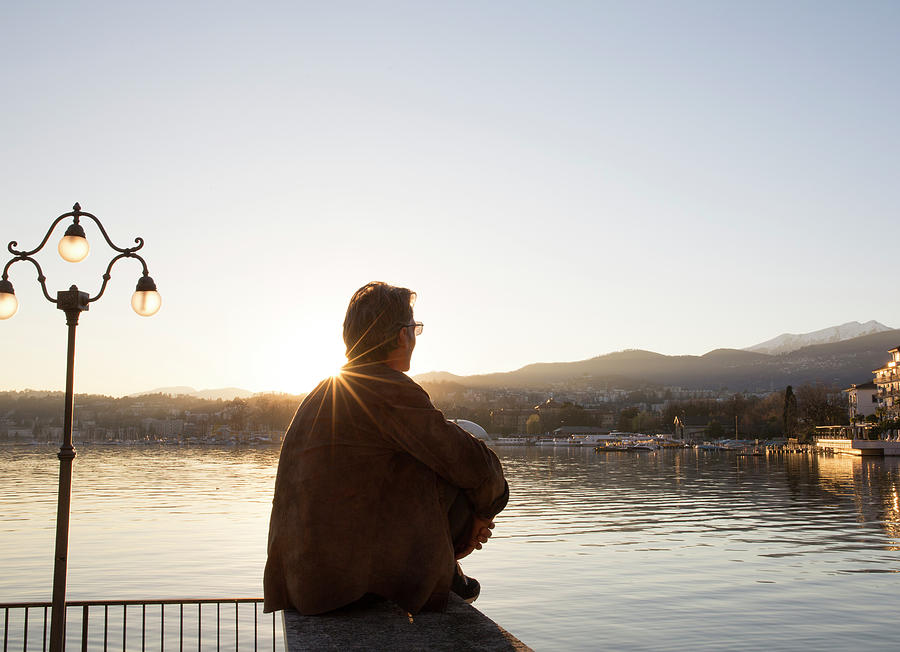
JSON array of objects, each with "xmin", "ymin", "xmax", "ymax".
[{"xmin": 455, "ymin": 517, "xmax": 495, "ymax": 560}]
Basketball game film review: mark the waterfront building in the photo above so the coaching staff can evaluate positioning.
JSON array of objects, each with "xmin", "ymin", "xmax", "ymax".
[
  {"xmin": 873, "ymin": 346, "xmax": 900, "ymax": 419},
  {"xmin": 845, "ymin": 381, "xmax": 879, "ymax": 420}
]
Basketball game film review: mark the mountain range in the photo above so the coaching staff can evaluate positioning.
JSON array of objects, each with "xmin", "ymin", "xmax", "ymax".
[
  {"xmin": 743, "ymin": 320, "xmax": 892, "ymax": 355},
  {"xmin": 415, "ymin": 323, "xmax": 900, "ymax": 392},
  {"xmin": 130, "ymin": 322, "xmax": 899, "ymax": 397},
  {"xmin": 128, "ymin": 386, "xmax": 255, "ymax": 400}
]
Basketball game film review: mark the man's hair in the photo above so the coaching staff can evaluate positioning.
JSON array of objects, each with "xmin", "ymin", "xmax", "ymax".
[{"xmin": 343, "ymin": 282, "xmax": 416, "ymax": 364}]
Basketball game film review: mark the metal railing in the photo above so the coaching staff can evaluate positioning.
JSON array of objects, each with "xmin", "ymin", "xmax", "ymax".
[{"xmin": 0, "ymin": 599, "xmax": 283, "ymax": 652}]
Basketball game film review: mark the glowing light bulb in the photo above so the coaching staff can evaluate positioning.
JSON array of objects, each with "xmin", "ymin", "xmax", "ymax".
[
  {"xmin": 132, "ymin": 290, "xmax": 161, "ymax": 316},
  {"xmin": 131, "ymin": 275, "xmax": 161, "ymax": 317},
  {"xmin": 58, "ymin": 223, "xmax": 90, "ymax": 262},
  {"xmin": 0, "ymin": 282, "xmax": 17, "ymax": 320}
]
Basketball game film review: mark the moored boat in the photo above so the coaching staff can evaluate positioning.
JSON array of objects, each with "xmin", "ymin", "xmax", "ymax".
[{"xmin": 493, "ymin": 436, "xmax": 532, "ymax": 446}]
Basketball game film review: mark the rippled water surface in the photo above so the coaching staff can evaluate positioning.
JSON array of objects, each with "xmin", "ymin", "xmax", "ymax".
[{"xmin": 3, "ymin": 445, "xmax": 900, "ymax": 650}]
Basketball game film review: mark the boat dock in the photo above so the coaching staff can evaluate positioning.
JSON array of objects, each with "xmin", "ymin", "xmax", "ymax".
[{"xmin": 815, "ymin": 438, "xmax": 900, "ymax": 456}]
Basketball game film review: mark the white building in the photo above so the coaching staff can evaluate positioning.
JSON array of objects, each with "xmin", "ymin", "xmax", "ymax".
[
  {"xmin": 846, "ymin": 382, "xmax": 879, "ymax": 420},
  {"xmin": 873, "ymin": 346, "xmax": 900, "ymax": 419}
]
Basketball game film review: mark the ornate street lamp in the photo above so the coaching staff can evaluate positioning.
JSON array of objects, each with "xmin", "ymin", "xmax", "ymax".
[{"xmin": 0, "ymin": 203, "xmax": 160, "ymax": 651}]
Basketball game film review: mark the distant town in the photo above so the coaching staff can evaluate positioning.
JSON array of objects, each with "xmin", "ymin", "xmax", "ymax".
[
  {"xmin": 0, "ymin": 391, "xmax": 300, "ymax": 446},
  {"xmin": 3, "ymin": 342, "xmax": 898, "ymax": 447}
]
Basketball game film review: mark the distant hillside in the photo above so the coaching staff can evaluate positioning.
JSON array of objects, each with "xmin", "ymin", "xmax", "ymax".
[
  {"xmin": 414, "ymin": 371, "xmax": 468, "ymax": 384},
  {"xmin": 744, "ymin": 320, "xmax": 892, "ymax": 355},
  {"xmin": 129, "ymin": 386, "xmax": 254, "ymax": 400},
  {"xmin": 415, "ymin": 329, "xmax": 900, "ymax": 392}
]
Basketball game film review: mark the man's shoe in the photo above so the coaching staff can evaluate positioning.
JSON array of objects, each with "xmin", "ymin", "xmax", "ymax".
[{"xmin": 451, "ymin": 564, "xmax": 481, "ymax": 604}]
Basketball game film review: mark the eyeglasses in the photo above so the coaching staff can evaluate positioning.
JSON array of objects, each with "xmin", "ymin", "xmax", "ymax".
[{"xmin": 401, "ymin": 321, "xmax": 424, "ymax": 336}]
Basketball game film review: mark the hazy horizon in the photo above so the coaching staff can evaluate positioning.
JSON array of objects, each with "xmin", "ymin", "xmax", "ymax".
[{"xmin": 2, "ymin": 317, "xmax": 895, "ymax": 397}]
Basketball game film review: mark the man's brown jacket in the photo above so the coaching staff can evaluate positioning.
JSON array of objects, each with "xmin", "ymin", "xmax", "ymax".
[{"xmin": 263, "ymin": 363, "xmax": 508, "ymax": 615}]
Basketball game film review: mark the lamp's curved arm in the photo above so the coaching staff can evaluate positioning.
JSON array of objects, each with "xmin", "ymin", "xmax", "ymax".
[
  {"xmin": 1, "ymin": 256, "xmax": 58, "ymax": 304},
  {"xmin": 7, "ymin": 212, "xmax": 75, "ymax": 257},
  {"xmin": 88, "ymin": 252, "xmax": 151, "ymax": 304},
  {"xmin": 78, "ymin": 209, "xmax": 145, "ymax": 254},
  {"xmin": 6, "ymin": 203, "xmax": 146, "ymax": 257}
]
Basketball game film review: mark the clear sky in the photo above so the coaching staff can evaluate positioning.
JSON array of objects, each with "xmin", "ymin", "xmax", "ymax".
[{"xmin": 1, "ymin": 1, "xmax": 898, "ymax": 396}]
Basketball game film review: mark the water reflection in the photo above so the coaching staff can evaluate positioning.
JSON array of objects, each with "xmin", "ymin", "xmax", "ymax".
[
  {"xmin": 4, "ymin": 446, "xmax": 900, "ymax": 650},
  {"xmin": 813, "ymin": 454, "xmax": 900, "ymax": 551},
  {"xmin": 466, "ymin": 447, "xmax": 900, "ymax": 650},
  {"xmin": 490, "ymin": 448, "xmax": 900, "ymax": 560}
]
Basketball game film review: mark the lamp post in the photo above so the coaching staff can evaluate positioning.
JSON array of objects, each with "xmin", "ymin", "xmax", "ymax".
[{"xmin": 0, "ymin": 203, "xmax": 160, "ymax": 652}]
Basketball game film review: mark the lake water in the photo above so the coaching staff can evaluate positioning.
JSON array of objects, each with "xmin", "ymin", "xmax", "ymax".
[{"xmin": 2, "ymin": 444, "xmax": 900, "ymax": 651}]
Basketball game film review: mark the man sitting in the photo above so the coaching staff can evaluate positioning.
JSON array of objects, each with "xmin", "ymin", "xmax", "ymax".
[{"xmin": 264, "ymin": 282, "xmax": 508, "ymax": 615}]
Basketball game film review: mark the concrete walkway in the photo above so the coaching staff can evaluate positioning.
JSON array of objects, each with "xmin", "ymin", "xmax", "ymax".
[{"xmin": 283, "ymin": 594, "xmax": 531, "ymax": 651}]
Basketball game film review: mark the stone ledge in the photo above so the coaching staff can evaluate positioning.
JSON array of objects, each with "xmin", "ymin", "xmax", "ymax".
[{"xmin": 283, "ymin": 594, "xmax": 531, "ymax": 651}]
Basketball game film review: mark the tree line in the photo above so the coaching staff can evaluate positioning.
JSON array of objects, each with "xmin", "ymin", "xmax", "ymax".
[
  {"xmin": 422, "ymin": 381, "xmax": 850, "ymax": 440},
  {"xmin": 2, "ymin": 382, "xmax": 857, "ymax": 441},
  {"xmin": 0, "ymin": 390, "xmax": 305, "ymax": 433},
  {"xmin": 616, "ymin": 384, "xmax": 848, "ymax": 440}
]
